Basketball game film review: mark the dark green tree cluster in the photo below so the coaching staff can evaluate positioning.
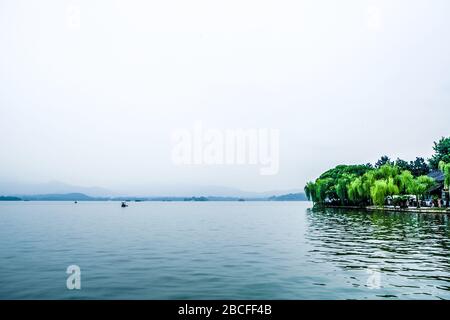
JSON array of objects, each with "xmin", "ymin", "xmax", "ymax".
[
  {"xmin": 430, "ymin": 137, "xmax": 450, "ymax": 169},
  {"xmin": 375, "ymin": 156, "xmax": 429, "ymax": 176},
  {"xmin": 394, "ymin": 157, "xmax": 430, "ymax": 176}
]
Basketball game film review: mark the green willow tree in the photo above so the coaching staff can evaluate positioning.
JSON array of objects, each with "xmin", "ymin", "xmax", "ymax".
[
  {"xmin": 305, "ymin": 164, "xmax": 436, "ymax": 208},
  {"xmin": 369, "ymin": 177, "xmax": 399, "ymax": 207},
  {"xmin": 335, "ymin": 174, "xmax": 355, "ymax": 205},
  {"xmin": 406, "ymin": 175, "xmax": 435, "ymax": 208},
  {"xmin": 397, "ymin": 170, "xmax": 414, "ymax": 194},
  {"xmin": 439, "ymin": 161, "xmax": 450, "ymax": 207},
  {"xmin": 348, "ymin": 177, "xmax": 364, "ymax": 205},
  {"xmin": 370, "ymin": 180, "xmax": 388, "ymax": 206},
  {"xmin": 386, "ymin": 177, "xmax": 400, "ymax": 199},
  {"xmin": 304, "ymin": 181, "xmax": 317, "ymax": 204}
]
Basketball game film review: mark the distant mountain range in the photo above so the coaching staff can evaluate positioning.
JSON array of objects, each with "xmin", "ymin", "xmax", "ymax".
[
  {"xmin": 0, "ymin": 181, "xmax": 116, "ymax": 197},
  {"xmin": 0, "ymin": 192, "xmax": 308, "ymax": 202},
  {"xmin": 0, "ymin": 196, "xmax": 21, "ymax": 201},
  {"xmin": 0, "ymin": 180, "xmax": 307, "ymax": 201},
  {"xmin": 268, "ymin": 193, "xmax": 308, "ymax": 201},
  {"xmin": 19, "ymin": 193, "xmax": 97, "ymax": 201}
]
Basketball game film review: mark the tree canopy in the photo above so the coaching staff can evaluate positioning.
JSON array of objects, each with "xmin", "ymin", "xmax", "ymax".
[
  {"xmin": 305, "ymin": 164, "xmax": 435, "ymax": 207},
  {"xmin": 429, "ymin": 137, "xmax": 450, "ymax": 169},
  {"xmin": 375, "ymin": 156, "xmax": 393, "ymax": 168},
  {"xmin": 394, "ymin": 157, "xmax": 430, "ymax": 177},
  {"xmin": 304, "ymin": 137, "xmax": 450, "ymax": 207}
]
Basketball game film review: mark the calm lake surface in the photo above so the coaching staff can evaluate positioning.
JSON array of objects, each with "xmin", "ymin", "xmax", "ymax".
[{"xmin": 0, "ymin": 201, "xmax": 449, "ymax": 299}]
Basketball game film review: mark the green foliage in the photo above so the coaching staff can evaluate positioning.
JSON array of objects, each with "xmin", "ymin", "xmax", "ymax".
[
  {"xmin": 375, "ymin": 164, "xmax": 399, "ymax": 180},
  {"xmin": 304, "ymin": 181, "xmax": 317, "ymax": 203},
  {"xmin": 306, "ymin": 164, "xmax": 435, "ymax": 207},
  {"xmin": 439, "ymin": 161, "xmax": 450, "ymax": 189},
  {"xmin": 335, "ymin": 174, "xmax": 354, "ymax": 205},
  {"xmin": 416, "ymin": 175, "xmax": 435, "ymax": 190},
  {"xmin": 397, "ymin": 170, "xmax": 414, "ymax": 193},
  {"xmin": 386, "ymin": 177, "xmax": 399, "ymax": 197},
  {"xmin": 348, "ymin": 177, "xmax": 362, "ymax": 203},
  {"xmin": 410, "ymin": 157, "xmax": 430, "ymax": 176},
  {"xmin": 315, "ymin": 178, "xmax": 333, "ymax": 203},
  {"xmin": 406, "ymin": 175, "xmax": 435, "ymax": 207},
  {"xmin": 375, "ymin": 156, "xmax": 393, "ymax": 168},
  {"xmin": 319, "ymin": 164, "xmax": 372, "ymax": 180},
  {"xmin": 429, "ymin": 137, "xmax": 450, "ymax": 169},
  {"xmin": 370, "ymin": 180, "xmax": 388, "ymax": 206},
  {"xmin": 395, "ymin": 158, "xmax": 410, "ymax": 171},
  {"xmin": 439, "ymin": 161, "xmax": 450, "ymax": 207},
  {"xmin": 369, "ymin": 177, "xmax": 399, "ymax": 207},
  {"xmin": 395, "ymin": 157, "xmax": 430, "ymax": 176},
  {"xmin": 304, "ymin": 138, "xmax": 449, "ymax": 207}
]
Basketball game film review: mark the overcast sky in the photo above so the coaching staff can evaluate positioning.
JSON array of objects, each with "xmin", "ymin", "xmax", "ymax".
[{"xmin": 0, "ymin": 0, "xmax": 449, "ymax": 194}]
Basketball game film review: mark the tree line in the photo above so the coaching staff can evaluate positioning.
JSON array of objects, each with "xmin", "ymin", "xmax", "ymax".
[{"xmin": 304, "ymin": 137, "xmax": 450, "ymax": 208}]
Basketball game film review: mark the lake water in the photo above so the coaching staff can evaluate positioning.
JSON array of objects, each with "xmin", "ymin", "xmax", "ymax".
[{"xmin": 0, "ymin": 201, "xmax": 449, "ymax": 299}]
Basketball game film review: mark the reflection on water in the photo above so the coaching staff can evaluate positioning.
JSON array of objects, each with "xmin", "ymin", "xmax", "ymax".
[
  {"xmin": 306, "ymin": 208, "xmax": 450, "ymax": 299},
  {"xmin": 0, "ymin": 202, "xmax": 448, "ymax": 299}
]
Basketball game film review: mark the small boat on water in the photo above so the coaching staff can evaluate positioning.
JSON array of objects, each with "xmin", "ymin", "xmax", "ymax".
[{"xmin": 121, "ymin": 201, "xmax": 128, "ymax": 208}]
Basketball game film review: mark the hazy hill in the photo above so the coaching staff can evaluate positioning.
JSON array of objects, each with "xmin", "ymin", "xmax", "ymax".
[
  {"xmin": 0, "ymin": 196, "xmax": 22, "ymax": 201},
  {"xmin": 268, "ymin": 193, "xmax": 308, "ymax": 201},
  {"xmin": 21, "ymin": 193, "xmax": 98, "ymax": 201},
  {"xmin": 2, "ymin": 192, "xmax": 307, "ymax": 202},
  {"xmin": 0, "ymin": 181, "xmax": 115, "ymax": 197}
]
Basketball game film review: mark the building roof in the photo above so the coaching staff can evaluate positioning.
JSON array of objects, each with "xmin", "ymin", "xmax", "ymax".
[
  {"xmin": 428, "ymin": 170, "xmax": 445, "ymax": 183},
  {"xmin": 428, "ymin": 183, "xmax": 443, "ymax": 193}
]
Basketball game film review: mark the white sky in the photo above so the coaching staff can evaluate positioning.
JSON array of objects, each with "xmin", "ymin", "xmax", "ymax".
[{"xmin": 0, "ymin": 0, "xmax": 449, "ymax": 194}]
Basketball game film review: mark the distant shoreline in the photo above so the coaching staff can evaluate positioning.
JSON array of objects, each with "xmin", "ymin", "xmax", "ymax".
[
  {"xmin": 0, "ymin": 192, "xmax": 308, "ymax": 202},
  {"xmin": 318, "ymin": 205, "xmax": 450, "ymax": 215}
]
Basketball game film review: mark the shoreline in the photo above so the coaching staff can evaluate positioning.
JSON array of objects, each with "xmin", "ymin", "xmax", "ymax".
[{"xmin": 320, "ymin": 205, "xmax": 450, "ymax": 214}]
